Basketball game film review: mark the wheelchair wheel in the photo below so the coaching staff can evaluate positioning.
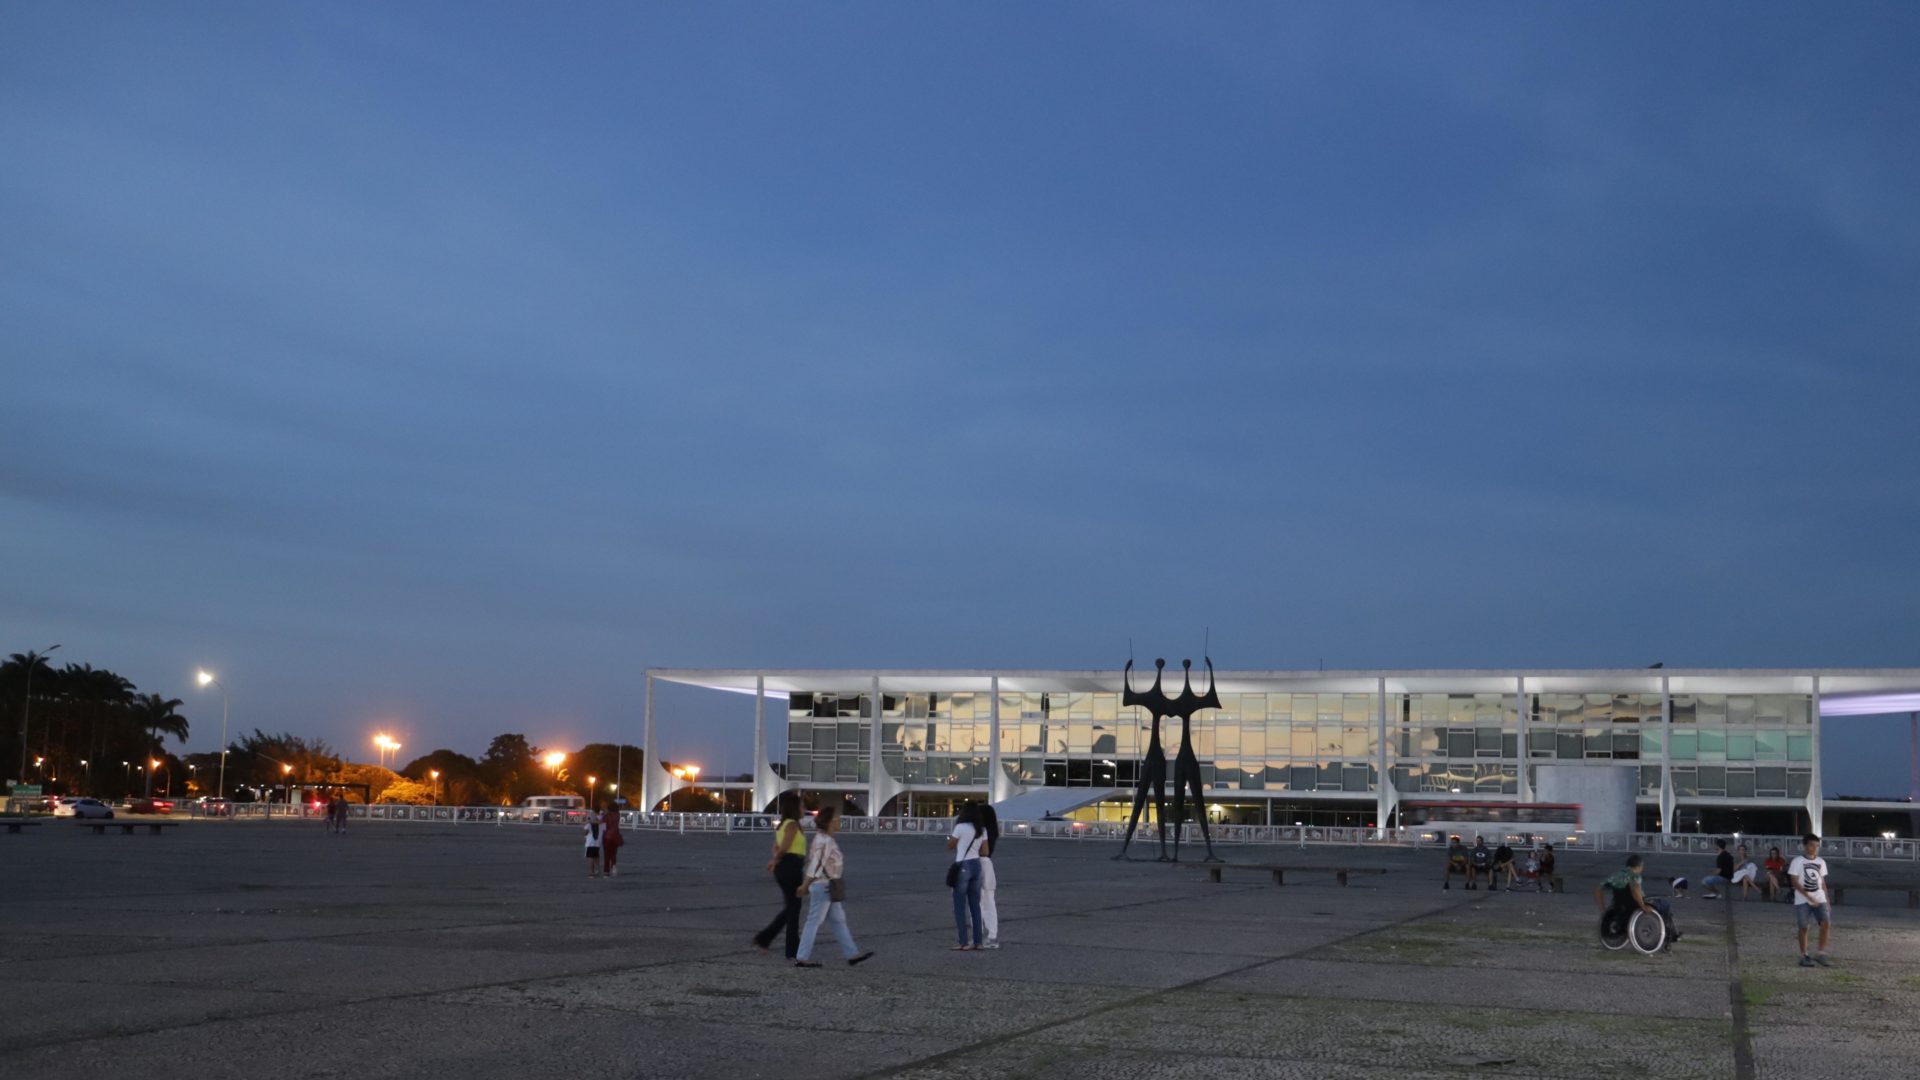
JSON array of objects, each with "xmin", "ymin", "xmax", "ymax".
[
  {"xmin": 1629, "ymin": 909, "xmax": 1668, "ymax": 955},
  {"xmin": 1599, "ymin": 911, "xmax": 1630, "ymax": 951}
]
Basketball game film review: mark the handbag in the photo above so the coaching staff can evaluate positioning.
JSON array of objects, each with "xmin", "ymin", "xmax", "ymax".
[
  {"xmin": 828, "ymin": 876, "xmax": 846, "ymax": 902},
  {"xmin": 945, "ymin": 830, "xmax": 982, "ymax": 888}
]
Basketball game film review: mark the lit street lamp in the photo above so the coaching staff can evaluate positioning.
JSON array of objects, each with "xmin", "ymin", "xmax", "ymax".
[
  {"xmin": 587, "ymin": 775, "xmax": 597, "ymax": 810},
  {"xmin": 373, "ymin": 734, "xmax": 403, "ymax": 769},
  {"xmin": 16, "ymin": 642, "xmax": 58, "ymax": 786},
  {"xmin": 196, "ymin": 670, "xmax": 230, "ymax": 800},
  {"xmin": 429, "ymin": 769, "xmax": 440, "ymax": 806}
]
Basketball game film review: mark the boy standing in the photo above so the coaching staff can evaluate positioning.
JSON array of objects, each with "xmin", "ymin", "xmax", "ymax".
[{"xmin": 1787, "ymin": 833, "xmax": 1832, "ymax": 967}]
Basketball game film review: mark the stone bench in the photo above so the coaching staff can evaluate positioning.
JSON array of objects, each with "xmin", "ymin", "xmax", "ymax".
[
  {"xmin": 1829, "ymin": 884, "xmax": 1920, "ymax": 909},
  {"xmin": 75, "ymin": 820, "xmax": 179, "ymax": 836},
  {"xmin": 1186, "ymin": 863, "xmax": 1388, "ymax": 887}
]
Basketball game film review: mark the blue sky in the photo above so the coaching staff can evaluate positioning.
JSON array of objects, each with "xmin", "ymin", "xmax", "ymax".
[{"xmin": 3, "ymin": 3, "xmax": 1917, "ymax": 795}]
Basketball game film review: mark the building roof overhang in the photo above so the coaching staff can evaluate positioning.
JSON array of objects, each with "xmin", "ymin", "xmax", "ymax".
[{"xmin": 647, "ymin": 668, "xmax": 1920, "ymax": 715}]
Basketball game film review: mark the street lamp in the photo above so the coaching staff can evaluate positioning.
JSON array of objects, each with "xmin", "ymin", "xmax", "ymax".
[
  {"xmin": 196, "ymin": 670, "xmax": 230, "ymax": 801},
  {"xmin": 16, "ymin": 643, "xmax": 58, "ymax": 786},
  {"xmin": 587, "ymin": 775, "xmax": 597, "ymax": 810},
  {"xmin": 81, "ymin": 759, "xmax": 90, "ymax": 791},
  {"xmin": 429, "ymin": 769, "xmax": 440, "ymax": 806}
]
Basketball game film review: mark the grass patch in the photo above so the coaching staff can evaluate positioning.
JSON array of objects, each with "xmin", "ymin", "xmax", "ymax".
[{"xmin": 1744, "ymin": 980, "xmax": 1781, "ymax": 1009}]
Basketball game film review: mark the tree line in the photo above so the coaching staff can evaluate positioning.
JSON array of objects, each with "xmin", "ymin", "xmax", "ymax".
[
  {"xmin": 5, "ymin": 647, "xmax": 654, "ymax": 806},
  {"xmin": 3, "ymin": 651, "xmax": 189, "ymax": 797}
]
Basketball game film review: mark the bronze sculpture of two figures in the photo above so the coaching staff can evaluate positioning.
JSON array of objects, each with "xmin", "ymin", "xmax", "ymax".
[{"xmin": 1115, "ymin": 655, "xmax": 1221, "ymax": 862}]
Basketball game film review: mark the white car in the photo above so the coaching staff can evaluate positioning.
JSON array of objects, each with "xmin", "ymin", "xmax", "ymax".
[{"xmin": 52, "ymin": 797, "xmax": 114, "ymax": 819}]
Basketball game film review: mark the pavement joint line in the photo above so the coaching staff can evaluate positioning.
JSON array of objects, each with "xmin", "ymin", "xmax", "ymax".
[
  {"xmin": 844, "ymin": 891, "xmax": 1493, "ymax": 1080},
  {"xmin": 1724, "ymin": 897, "xmax": 1756, "ymax": 1080}
]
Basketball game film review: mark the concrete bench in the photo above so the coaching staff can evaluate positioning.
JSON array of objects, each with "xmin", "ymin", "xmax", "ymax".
[
  {"xmin": 1186, "ymin": 863, "xmax": 1388, "ymax": 887},
  {"xmin": 3, "ymin": 818, "xmax": 43, "ymax": 834},
  {"xmin": 1829, "ymin": 884, "xmax": 1920, "ymax": 909},
  {"xmin": 75, "ymin": 820, "xmax": 179, "ymax": 836}
]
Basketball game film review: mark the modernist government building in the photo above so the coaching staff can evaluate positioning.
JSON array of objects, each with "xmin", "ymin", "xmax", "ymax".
[{"xmin": 643, "ymin": 668, "xmax": 1920, "ymax": 837}]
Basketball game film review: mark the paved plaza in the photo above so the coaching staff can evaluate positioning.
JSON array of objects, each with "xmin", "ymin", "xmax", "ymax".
[{"xmin": 3, "ymin": 821, "xmax": 1917, "ymax": 1079}]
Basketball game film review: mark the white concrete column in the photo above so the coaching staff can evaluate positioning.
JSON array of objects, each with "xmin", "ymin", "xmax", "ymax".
[
  {"xmin": 1375, "ymin": 676, "xmax": 1390, "ymax": 838},
  {"xmin": 1807, "ymin": 675, "xmax": 1823, "ymax": 836},
  {"xmin": 869, "ymin": 674, "xmax": 883, "ymax": 815},
  {"xmin": 1659, "ymin": 675, "xmax": 1674, "ymax": 836},
  {"xmin": 641, "ymin": 673, "xmax": 656, "ymax": 812},
  {"xmin": 988, "ymin": 675, "xmax": 1008, "ymax": 804},
  {"xmin": 1515, "ymin": 675, "xmax": 1530, "ymax": 802}
]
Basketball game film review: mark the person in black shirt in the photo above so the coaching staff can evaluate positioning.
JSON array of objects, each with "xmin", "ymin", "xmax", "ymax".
[
  {"xmin": 1492, "ymin": 841, "xmax": 1517, "ymax": 890},
  {"xmin": 1702, "ymin": 838, "xmax": 1735, "ymax": 900},
  {"xmin": 1467, "ymin": 836, "xmax": 1492, "ymax": 890}
]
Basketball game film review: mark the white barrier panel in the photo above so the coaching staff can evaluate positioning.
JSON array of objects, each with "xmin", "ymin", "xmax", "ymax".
[{"xmin": 216, "ymin": 806, "xmax": 1919, "ymax": 860}]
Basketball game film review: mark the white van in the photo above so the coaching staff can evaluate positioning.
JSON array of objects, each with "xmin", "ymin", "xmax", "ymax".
[{"xmin": 522, "ymin": 795, "xmax": 585, "ymax": 811}]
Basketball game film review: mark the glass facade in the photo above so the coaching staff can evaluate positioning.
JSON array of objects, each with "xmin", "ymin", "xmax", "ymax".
[{"xmin": 778, "ymin": 678, "xmax": 1820, "ymax": 813}]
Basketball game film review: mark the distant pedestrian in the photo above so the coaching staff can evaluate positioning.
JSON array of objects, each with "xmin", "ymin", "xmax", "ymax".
[
  {"xmin": 793, "ymin": 805, "xmax": 873, "ymax": 968},
  {"xmin": 1789, "ymin": 833, "xmax": 1833, "ymax": 967},
  {"xmin": 977, "ymin": 804, "xmax": 1002, "ymax": 949},
  {"xmin": 600, "ymin": 806, "xmax": 624, "ymax": 877},
  {"xmin": 753, "ymin": 792, "xmax": 808, "ymax": 959},
  {"xmin": 583, "ymin": 815, "xmax": 605, "ymax": 878},
  {"xmin": 1467, "ymin": 836, "xmax": 1492, "ymax": 889},
  {"xmin": 1442, "ymin": 836, "xmax": 1469, "ymax": 890},
  {"xmin": 1537, "ymin": 843, "xmax": 1559, "ymax": 893},
  {"xmin": 948, "ymin": 804, "xmax": 988, "ymax": 950},
  {"xmin": 1702, "ymin": 838, "xmax": 1734, "ymax": 899},
  {"xmin": 330, "ymin": 795, "xmax": 348, "ymax": 834},
  {"xmin": 322, "ymin": 794, "xmax": 337, "ymax": 833}
]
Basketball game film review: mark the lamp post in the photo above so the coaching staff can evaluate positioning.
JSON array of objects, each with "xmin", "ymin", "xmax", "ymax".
[
  {"xmin": 16, "ymin": 642, "xmax": 58, "ymax": 786},
  {"xmin": 587, "ymin": 775, "xmax": 597, "ymax": 811},
  {"xmin": 196, "ymin": 670, "xmax": 230, "ymax": 801},
  {"xmin": 429, "ymin": 769, "xmax": 440, "ymax": 806},
  {"xmin": 81, "ymin": 759, "xmax": 90, "ymax": 793}
]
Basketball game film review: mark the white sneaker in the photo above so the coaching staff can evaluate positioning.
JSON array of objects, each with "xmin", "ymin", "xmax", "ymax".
[{"xmin": 983, "ymin": 941, "xmax": 1000, "ymax": 949}]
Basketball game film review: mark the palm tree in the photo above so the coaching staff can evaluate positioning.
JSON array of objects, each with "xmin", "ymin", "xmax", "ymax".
[
  {"xmin": 131, "ymin": 693, "xmax": 189, "ymax": 796},
  {"xmin": 2, "ymin": 651, "xmax": 60, "ymax": 781}
]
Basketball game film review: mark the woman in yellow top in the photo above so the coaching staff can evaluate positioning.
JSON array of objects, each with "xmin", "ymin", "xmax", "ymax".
[{"xmin": 752, "ymin": 791, "xmax": 808, "ymax": 959}]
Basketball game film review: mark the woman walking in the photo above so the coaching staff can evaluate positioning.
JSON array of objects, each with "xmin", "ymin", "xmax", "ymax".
[
  {"xmin": 948, "ymin": 803, "xmax": 988, "ymax": 950},
  {"xmin": 977, "ymin": 803, "xmax": 1001, "ymax": 949},
  {"xmin": 753, "ymin": 792, "xmax": 808, "ymax": 959},
  {"xmin": 600, "ymin": 805, "xmax": 624, "ymax": 877},
  {"xmin": 583, "ymin": 814, "xmax": 605, "ymax": 878},
  {"xmin": 793, "ymin": 805, "xmax": 874, "ymax": 968}
]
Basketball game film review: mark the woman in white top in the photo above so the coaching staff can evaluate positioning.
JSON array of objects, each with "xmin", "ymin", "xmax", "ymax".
[
  {"xmin": 582, "ymin": 816, "xmax": 605, "ymax": 878},
  {"xmin": 947, "ymin": 804, "xmax": 988, "ymax": 950},
  {"xmin": 794, "ymin": 805, "xmax": 875, "ymax": 968}
]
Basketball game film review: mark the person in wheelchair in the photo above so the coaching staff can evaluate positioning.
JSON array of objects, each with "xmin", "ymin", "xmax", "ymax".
[{"xmin": 1594, "ymin": 854, "xmax": 1682, "ymax": 951}]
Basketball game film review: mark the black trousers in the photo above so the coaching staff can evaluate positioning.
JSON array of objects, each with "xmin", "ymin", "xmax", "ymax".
[{"xmin": 754, "ymin": 854, "xmax": 806, "ymax": 958}]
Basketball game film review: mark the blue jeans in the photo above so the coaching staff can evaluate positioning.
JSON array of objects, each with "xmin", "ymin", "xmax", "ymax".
[
  {"xmin": 952, "ymin": 858, "xmax": 985, "ymax": 946},
  {"xmin": 1702, "ymin": 875, "xmax": 1729, "ymax": 892},
  {"xmin": 796, "ymin": 881, "xmax": 858, "ymax": 961}
]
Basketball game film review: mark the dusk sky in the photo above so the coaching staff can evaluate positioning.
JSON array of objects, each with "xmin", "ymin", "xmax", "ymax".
[{"xmin": 4, "ymin": 4, "xmax": 1918, "ymax": 796}]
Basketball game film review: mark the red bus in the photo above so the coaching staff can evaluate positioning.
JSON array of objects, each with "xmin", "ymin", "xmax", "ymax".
[{"xmin": 1399, "ymin": 800, "xmax": 1583, "ymax": 844}]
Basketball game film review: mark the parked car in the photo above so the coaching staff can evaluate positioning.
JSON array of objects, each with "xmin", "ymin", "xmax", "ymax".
[
  {"xmin": 52, "ymin": 797, "xmax": 114, "ymax": 819},
  {"xmin": 127, "ymin": 797, "xmax": 174, "ymax": 815}
]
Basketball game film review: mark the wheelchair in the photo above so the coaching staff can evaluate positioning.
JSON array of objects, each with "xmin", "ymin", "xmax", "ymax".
[{"xmin": 1599, "ymin": 904, "xmax": 1670, "ymax": 955}]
